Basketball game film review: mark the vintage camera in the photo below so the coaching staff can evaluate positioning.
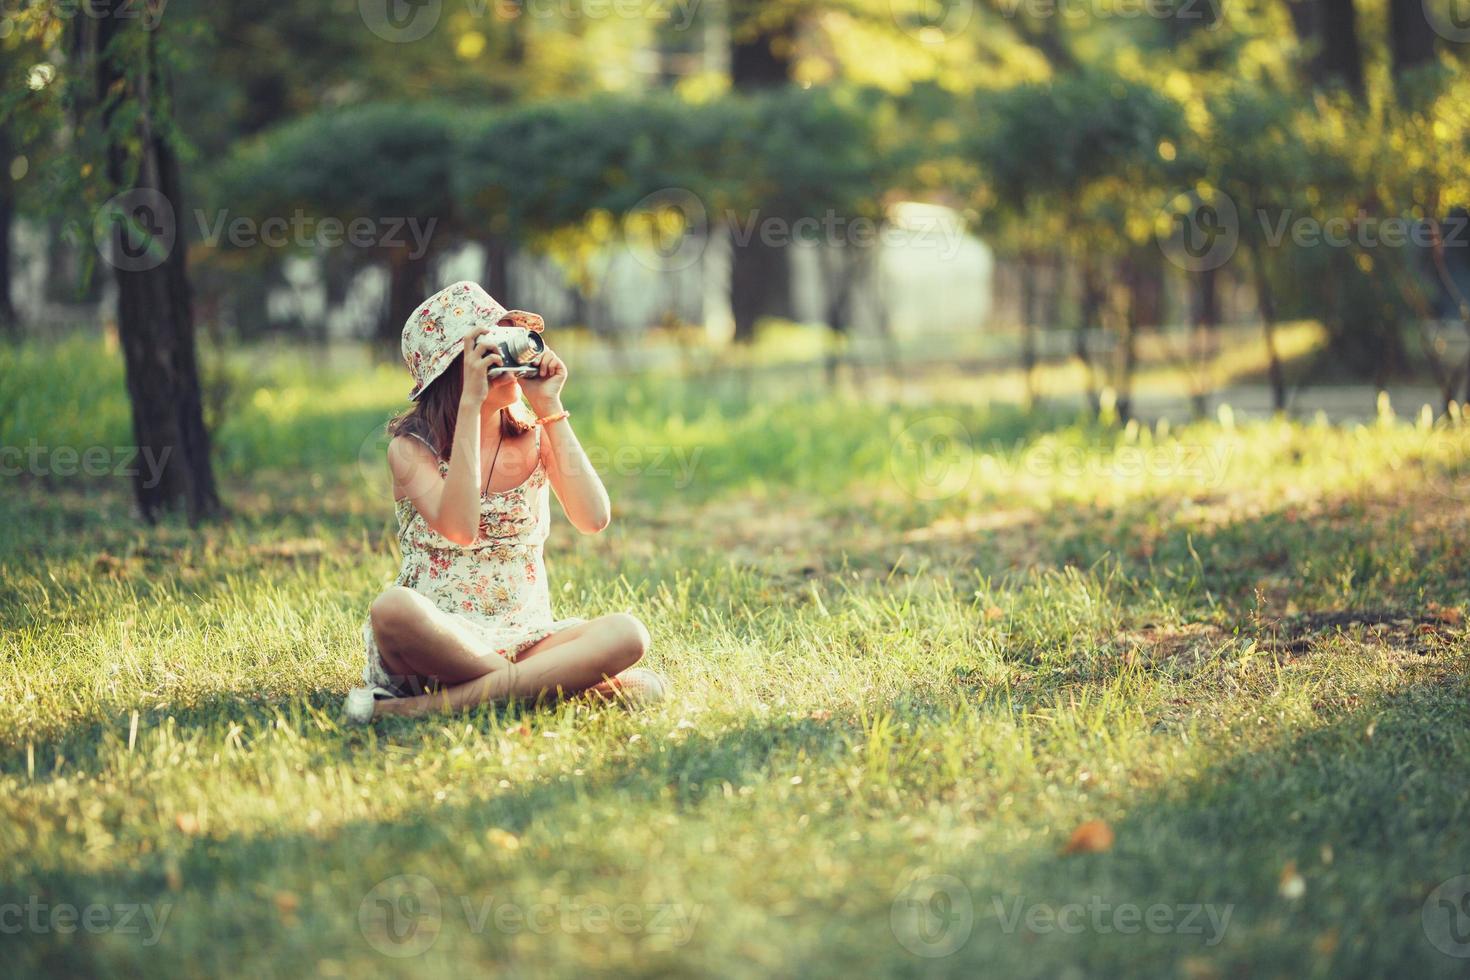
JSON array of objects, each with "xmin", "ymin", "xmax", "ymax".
[{"xmin": 476, "ymin": 324, "xmax": 545, "ymax": 378}]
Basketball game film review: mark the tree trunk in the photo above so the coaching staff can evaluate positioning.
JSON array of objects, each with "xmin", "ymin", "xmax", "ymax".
[
  {"xmin": 1077, "ymin": 257, "xmax": 1105, "ymax": 417},
  {"xmin": 482, "ymin": 235, "xmax": 514, "ymax": 299},
  {"xmin": 1285, "ymin": 0, "xmax": 1365, "ymax": 98},
  {"xmin": 728, "ymin": 217, "xmax": 790, "ymax": 344},
  {"xmin": 1389, "ymin": 0, "xmax": 1438, "ymax": 84},
  {"xmin": 381, "ymin": 247, "xmax": 432, "ymax": 348},
  {"xmin": 1249, "ymin": 243, "xmax": 1287, "ymax": 412},
  {"xmin": 86, "ymin": 5, "xmax": 219, "ymax": 522},
  {"xmin": 727, "ymin": 0, "xmax": 794, "ymax": 344},
  {"xmin": 1189, "ymin": 266, "xmax": 1220, "ymax": 418},
  {"xmin": 1019, "ymin": 254, "xmax": 1039, "ymax": 408}
]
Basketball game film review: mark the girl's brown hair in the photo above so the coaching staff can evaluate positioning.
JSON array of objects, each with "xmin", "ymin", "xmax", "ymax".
[{"xmin": 387, "ymin": 353, "xmax": 533, "ymax": 459}]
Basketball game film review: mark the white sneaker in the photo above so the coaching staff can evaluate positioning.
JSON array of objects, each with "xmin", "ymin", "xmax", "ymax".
[
  {"xmin": 342, "ymin": 686, "xmax": 396, "ymax": 726},
  {"xmin": 613, "ymin": 668, "xmax": 671, "ymax": 707}
]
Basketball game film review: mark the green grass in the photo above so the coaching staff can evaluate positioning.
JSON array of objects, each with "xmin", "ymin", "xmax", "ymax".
[{"xmin": 2, "ymin": 337, "xmax": 1469, "ymax": 977}]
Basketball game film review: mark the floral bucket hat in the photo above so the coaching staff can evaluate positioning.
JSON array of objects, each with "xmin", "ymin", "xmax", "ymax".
[{"xmin": 402, "ymin": 280, "xmax": 545, "ymax": 400}]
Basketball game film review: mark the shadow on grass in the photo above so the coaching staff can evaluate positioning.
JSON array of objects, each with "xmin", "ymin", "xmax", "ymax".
[{"xmin": 6, "ymin": 671, "xmax": 1470, "ymax": 977}]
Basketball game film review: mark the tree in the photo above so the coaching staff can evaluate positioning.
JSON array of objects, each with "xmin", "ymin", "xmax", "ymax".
[{"xmin": 71, "ymin": 1, "xmax": 220, "ymax": 521}]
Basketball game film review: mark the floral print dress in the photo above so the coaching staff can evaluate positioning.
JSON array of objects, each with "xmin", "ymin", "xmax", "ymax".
[{"xmin": 363, "ymin": 436, "xmax": 582, "ymax": 695}]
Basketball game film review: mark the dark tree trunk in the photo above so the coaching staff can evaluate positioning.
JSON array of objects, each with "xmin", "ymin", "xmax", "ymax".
[
  {"xmin": 85, "ymin": 4, "xmax": 219, "ymax": 522},
  {"xmin": 1389, "ymin": 0, "xmax": 1438, "ymax": 84},
  {"xmin": 727, "ymin": 0, "xmax": 794, "ymax": 344},
  {"xmin": 728, "ymin": 217, "xmax": 790, "ymax": 344},
  {"xmin": 1116, "ymin": 255, "xmax": 1159, "ymax": 424},
  {"xmin": 482, "ymin": 235, "xmax": 514, "ymax": 299},
  {"xmin": 1019, "ymin": 254, "xmax": 1039, "ymax": 407},
  {"xmin": 1320, "ymin": 0, "xmax": 1365, "ymax": 97},
  {"xmin": 1248, "ymin": 243, "xmax": 1288, "ymax": 412},
  {"xmin": 1077, "ymin": 257, "xmax": 1105, "ymax": 417},
  {"xmin": 381, "ymin": 247, "xmax": 432, "ymax": 348},
  {"xmin": 1286, "ymin": 0, "xmax": 1365, "ymax": 97},
  {"xmin": 0, "ymin": 123, "xmax": 17, "ymax": 334},
  {"xmin": 1189, "ymin": 266, "xmax": 1220, "ymax": 418}
]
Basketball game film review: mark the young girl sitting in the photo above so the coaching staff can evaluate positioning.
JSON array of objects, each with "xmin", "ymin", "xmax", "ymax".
[{"xmin": 343, "ymin": 281, "xmax": 667, "ymax": 724}]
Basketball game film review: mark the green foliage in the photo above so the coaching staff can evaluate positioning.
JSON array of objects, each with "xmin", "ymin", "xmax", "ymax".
[{"xmin": 211, "ymin": 103, "xmax": 460, "ymax": 244}]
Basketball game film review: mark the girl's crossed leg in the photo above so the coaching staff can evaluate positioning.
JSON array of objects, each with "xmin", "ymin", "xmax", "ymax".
[{"xmin": 364, "ymin": 586, "xmax": 649, "ymax": 719}]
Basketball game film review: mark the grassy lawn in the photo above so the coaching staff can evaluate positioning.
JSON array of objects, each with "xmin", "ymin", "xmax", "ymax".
[{"xmin": 2, "ymin": 338, "xmax": 1469, "ymax": 977}]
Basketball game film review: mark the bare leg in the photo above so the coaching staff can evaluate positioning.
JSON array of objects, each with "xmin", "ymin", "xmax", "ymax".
[
  {"xmin": 367, "ymin": 587, "xmax": 649, "ymax": 719},
  {"xmin": 368, "ymin": 586, "xmax": 506, "ymax": 685}
]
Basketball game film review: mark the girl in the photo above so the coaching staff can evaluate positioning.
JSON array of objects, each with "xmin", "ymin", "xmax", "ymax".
[{"xmin": 343, "ymin": 281, "xmax": 667, "ymax": 724}]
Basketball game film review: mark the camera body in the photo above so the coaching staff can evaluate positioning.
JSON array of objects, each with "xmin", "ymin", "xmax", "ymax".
[{"xmin": 476, "ymin": 325, "xmax": 545, "ymax": 378}]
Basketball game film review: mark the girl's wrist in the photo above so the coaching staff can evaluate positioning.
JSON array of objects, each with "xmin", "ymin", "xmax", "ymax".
[{"xmin": 528, "ymin": 397, "xmax": 564, "ymax": 418}]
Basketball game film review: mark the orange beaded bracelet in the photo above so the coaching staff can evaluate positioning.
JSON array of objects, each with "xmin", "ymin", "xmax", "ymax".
[{"xmin": 535, "ymin": 410, "xmax": 571, "ymax": 427}]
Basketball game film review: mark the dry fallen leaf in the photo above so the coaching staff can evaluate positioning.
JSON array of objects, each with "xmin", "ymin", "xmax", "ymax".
[
  {"xmin": 175, "ymin": 813, "xmax": 200, "ymax": 835},
  {"xmin": 1426, "ymin": 602, "xmax": 1463, "ymax": 626},
  {"xmin": 1061, "ymin": 819, "xmax": 1114, "ymax": 854},
  {"xmin": 985, "ymin": 606, "xmax": 1005, "ymax": 622}
]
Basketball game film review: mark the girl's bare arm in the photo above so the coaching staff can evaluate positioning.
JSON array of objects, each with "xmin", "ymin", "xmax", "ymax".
[
  {"xmin": 525, "ymin": 349, "xmax": 611, "ymax": 534},
  {"xmin": 388, "ymin": 326, "xmax": 500, "ymax": 545}
]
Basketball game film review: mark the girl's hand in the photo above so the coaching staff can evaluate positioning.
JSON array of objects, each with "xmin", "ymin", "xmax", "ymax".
[
  {"xmin": 459, "ymin": 326, "xmax": 503, "ymax": 408},
  {"xmin": 521, "ymin": 347, "xmax": 567, "ymax": 415}
]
